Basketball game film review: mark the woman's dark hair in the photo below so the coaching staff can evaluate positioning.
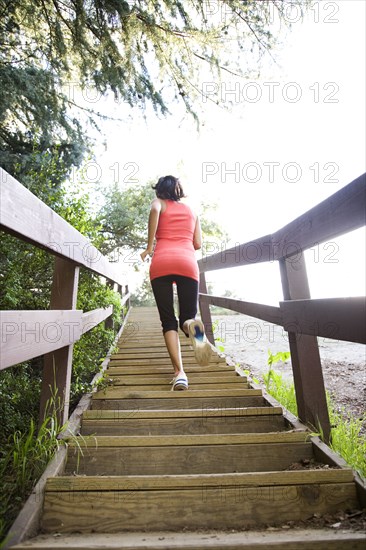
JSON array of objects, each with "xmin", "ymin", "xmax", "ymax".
[{"xmin": 152, "ymin": 175, "xmax": 185, "ymax": 201}]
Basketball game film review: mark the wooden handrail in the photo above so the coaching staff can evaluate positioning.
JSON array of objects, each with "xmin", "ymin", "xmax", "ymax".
[
  {"xmin": 0, "ymin": 168, "xmax": 124, "ymax": 285},
  {"xmin": 198, "ymin": 173, "xmax": 366, "ymax": 272},
  {"xmin": 0, "ymin": 168, "xmax": 130, "ymax": 425},
  {"xmin": 198, "ymin": 173, "xmax": 366, "ymax": 443}
]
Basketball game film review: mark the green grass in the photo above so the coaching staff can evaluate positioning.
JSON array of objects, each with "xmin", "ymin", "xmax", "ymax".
[
  {"xmin": 259, "ymin": 351, "xmax": 366, "ymax": 480},
  {"xmin": 0, "ymin": 394, "xmax": 67, "ymax": 544}
]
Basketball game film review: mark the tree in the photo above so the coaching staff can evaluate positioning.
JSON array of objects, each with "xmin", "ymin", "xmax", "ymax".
[{"xmin": 0, "ymin": 1, "xmax": 308, "ymax": 177}]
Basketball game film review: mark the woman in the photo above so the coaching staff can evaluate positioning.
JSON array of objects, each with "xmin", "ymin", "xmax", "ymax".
[{"xmin": 140, "ymin": 175, "xmax": 212, "ymax": 390}]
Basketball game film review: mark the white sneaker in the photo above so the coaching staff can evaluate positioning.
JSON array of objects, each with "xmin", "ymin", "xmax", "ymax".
[
  {"xmin": 171, "ymin": 372, "xmax": 189, "ymax": 391},
  {"xmin": 186, "ymin": 319, "xmax": 212, "ymax": 366}
]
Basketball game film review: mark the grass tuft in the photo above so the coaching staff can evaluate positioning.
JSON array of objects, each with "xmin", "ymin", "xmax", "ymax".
[{"xmin": 262, "ymin": 350, "xmax": 366, "ymax": 480}]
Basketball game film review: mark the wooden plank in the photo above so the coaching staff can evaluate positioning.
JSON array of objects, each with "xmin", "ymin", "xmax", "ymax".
[
  {"xmin": 0, "ymin": 310, "xmax": 82, "ymax": 370},
  {"xmin": 105, "ymin": 365, "xmax": 235, "ymax": 375},
  {"xmin": 280, "ymin": 256, "xmax": 330, "ymax": 443},
  {"xmin": 199, "ymin": 294, "xmax": 282, "ymax": 325},
  {"xmin": 108, "ymin": 357, "xmax": 226, "ymax": 365},
  {"xmin": 10, "ymin": 530, "xmax": 366, "ymax": 549},
  {"xmin": 66, "ymin": 443, "xmax": 313, "ymax": 476},
  {"xmin": 108, "ymin": 383, "xmax": 250, "ymax": 392},
  {"xmin": 199, "ymin": 272, "xmax": 215, "ymax": 344},
  {"xmin": 272, "ymin": 172, "xmax": 366, "ymax": 260},
  {"xmin": 91, "ymin": 395, "xmax": 266, "ymax": 410},
  {"xmin": 81, "ymin": 306, "xmax": 113, "ymax": 334},
  {"xmin": 48, "ymin": 470, "xmax": 354, "ymax": 491},
  {"xmin": 92, "ymin": 388, "xmax": 262, "ymax": 400},
  {"xmin": 0, "ymin": 167, "xmax": 124, "ymax": 285},
  {"xmin": 198, "ymin": 233, "xmax": 274, "ymax": 272},
  {"xmin": 280, "ymin": 297, "xmax": 366, "ymax": 344},
  {"xmin": 197, "ymin": 173, "xmax": 366, "ymax": 272},
  {"xmin": 67, "ymin": 432, "xmax": 310, "ymax": 447},
  {"xmin": 83, "ymin": 406, "xmax": 283, "ymax": 420},
  {"xmin": 41, "ymin": 482, "xmax": 357, "ymax": 532},
  {"xmin": 80, "ymin": 415, "xmax": 286, "ymax": 436},
  {"xmin": 108, "ymin": 376, "xmax": 246, "ymax": 385},
  {"xmin": 40, "ymin": 257, "xmax": 80, "ymax": 425}
]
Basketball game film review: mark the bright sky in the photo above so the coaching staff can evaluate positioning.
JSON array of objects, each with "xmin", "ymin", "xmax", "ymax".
[{"xmin": 85, "ymin": 0, "xmax": 365, "ymax": 305}]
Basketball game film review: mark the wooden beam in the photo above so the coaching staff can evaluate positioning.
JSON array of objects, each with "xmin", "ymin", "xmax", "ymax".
[
  {"xmin": 198, "ymin": 273, "xmax": 214, "ymax": 344},
  {"xmin": 0, "ymin": 167, "xmax": 124, "ymax": 285},
  {"xmin": 272, "ymin": 172, "xmax": 366, "ymax": 260},
  {"xmin": 0, "ymin": 310, "xmax": 82, "ymax": 370},
  {"xmin": 198, "ymin": 173, "xmax": 365, "ymax": 272},
  {"xmin": 81, "ymin": 306, "xmax": 113, "ymax": 335},
  {"xmin": 198, "ymin": 234, "xmax": 273, "ymax": 272},
  {"xmin": 280, "ymin": 297, "xmax": 366, "ymax": 344},
  {"xmin": 279, "ymin": 255, "xmax": 331, "ymax": 443},
  {"xmin": 39, "ymin": 258, "xmax": 79, "ymax": 426},
  {"xmin": 199, "ymin": 294, "xmax": 282, "ymax": 326}
]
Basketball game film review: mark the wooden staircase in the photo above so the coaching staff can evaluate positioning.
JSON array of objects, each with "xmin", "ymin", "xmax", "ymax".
[{"xmin": 13, "ymin": 307, "xmax": 365, "ymax": 549}]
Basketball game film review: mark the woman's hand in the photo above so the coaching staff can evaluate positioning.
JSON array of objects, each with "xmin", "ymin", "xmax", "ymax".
[{"xmin": 140, "ymin": 248, "xmax": 153, "ymax": 262}]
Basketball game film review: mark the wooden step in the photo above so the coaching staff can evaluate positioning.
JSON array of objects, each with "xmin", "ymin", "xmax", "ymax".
[
  {"xmin": 92, "ymin": 394, "xmax": 267, "ymax": 410},
  {"xmin": 108, "ymin": 356, "xmax": 226, "ymax": 365},
  {"xmin": 81, "ymin": 406, "xmax": 287, "ymax": 436},
  {"xmin": 65, "ymin": 437, "xmax": 313, "ymax": 475},
  {"xmin": 93, "ymin": 388, "xmax": 262, "ymax": 400},
  {"xmin": 107, "ymin": 375, "xmax": 247, "ymax": 385},
  {"xmin": 12, "ymin": 529, "xmax": 366, "ymax": 549},
  {"xmin": 41, "ymin": 470, "xmax": 358, "ymax": 533},
  {"xmin": 106, "ymin": 365, "xmax": 235, "ymax": 375},
  {"xmin": 91, "ymin": 388, "xmax": 266, "ymax": 410},
  {"xmin": 105, "ymin": 383, "xmax": 250, "ymax": 392}
]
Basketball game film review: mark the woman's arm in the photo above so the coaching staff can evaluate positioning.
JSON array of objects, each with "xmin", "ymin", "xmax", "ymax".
[
  {"xmin": 193, "ymin": 216, "xmax": 202, "ymax": 250},
  {"xmin": 140, "ymin": 199, "xmax": 162, "ymax": 261}
]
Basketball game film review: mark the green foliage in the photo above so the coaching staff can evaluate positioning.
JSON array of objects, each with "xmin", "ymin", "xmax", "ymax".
[
  {"xmin": 99, "ymin": 182, "xmax": 155, "ymax": 253},
  {"xmin": 263, "ymin": 350, "xmax": 297, "ymax": 415},
  {"xmin": 263, "ymin": 350, "xmax": 366, "ymax": 481},
  {"xmin": 330, "ymin": 406, "xmax": 366, "ymax": 480},
  {"xmin": 0, "ymin": 395, "xmax": 68, "ymax": 542}
]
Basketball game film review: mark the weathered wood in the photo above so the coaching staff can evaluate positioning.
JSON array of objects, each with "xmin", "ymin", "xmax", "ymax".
[
  {"xmin": 67, "ymin": 432, "xmax": 310, "ymax": 447},
  {"xmin": 66, "ymin": 443, "xmax": 313, "ymax": 475},
  {"xmin": 280, "ymin": 297, "xmax": 366, "ymax": 344},
  {"xmin": 82, "ymin": 406, "xmax": 283, "ymax": 420},
  {"xmin": 91, "ymin": 395, "xmax": 267, "ymax": 410},
  {"xmin": 80, "ymin": 412, "xmax": 286, "ymax": 436},
  {"xmin": 46, "ymin": 469, "xmax": 354, "ymax": 490},
  {"xmin": 92, "ymin": 388, "xmax": 262, "ymax": 400},
  {"xmin": 199, "ymin": 294, "xmax": 282, "ymax": 325},
  {"xmin": 197, "ymin": 173, "xmax": 366, "ymax": 272},
  {"xmin": 198, "ymin": 272, "xmax": 215, "ymax": 344},
  {"xmin": 107, "ymin": 383, "xmax": 250, "ymax": 392},
  {"xmin": 271, "ymin": 172, "xmax": 366, "ymax": 260},
  {"xmin": 0, "ymin": 310, "xmax": 82, "ymax": 370},
  {"xmin": 106, "ymin": 365, "xmax": 235, "ymax": 375},
  {"xmin": 279, "ymin": 255, "xmax": 331, "ymax": 443},
  {"xmin": 106, "ymin": 375, "xmax": 245, "ymax": 385},
  {"xmin": 39, "ymin": 257, "xmax": 79, "ymax": 426},
  {"xmin": 82, "ymin": 306, "xmax": 113, "ymax": 335},
  {"xmin": 42, "ymin": 475, "xmax": 357, "ymax": 533},
  {"xmin": 3, "ymin": 312, "xmax": 131, "ymax": 549},
  {"xmin": 0, "ymin": 167, "xmax": 124, "ymax": 285},
  {"xmin": 10, "ymin": 529, "xmax": 366, "ymax": 549}
]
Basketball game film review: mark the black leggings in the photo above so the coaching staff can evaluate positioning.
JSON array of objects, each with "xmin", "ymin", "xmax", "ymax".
[{"xmin": 151, "ymin": 275, "xmax": 199, "ymax": 334}]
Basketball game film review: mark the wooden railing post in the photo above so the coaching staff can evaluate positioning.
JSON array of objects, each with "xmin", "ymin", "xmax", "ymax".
[
  {"xmin": 125, "ymin": 284, "xmax": 130, "ymax": 311},
  {"xmin": 39, "ymin": 257, "xmax": 79, "ymax": 427},
  {"xmin": 279, "ymin": 253, "xmax": 331, "ymax": 443},
  {"xmin": 199, "ymin": 272, "xmax": 214, "ymax": 345},
  {"xmin": 105, "ymin": 279, "xmax": 115, "ymax": 330}
]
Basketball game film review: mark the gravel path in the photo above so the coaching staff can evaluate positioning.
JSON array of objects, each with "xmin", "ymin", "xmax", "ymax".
[{"xmin": 212, "ymin": 314, "xmax": 366, "ymax": 422}]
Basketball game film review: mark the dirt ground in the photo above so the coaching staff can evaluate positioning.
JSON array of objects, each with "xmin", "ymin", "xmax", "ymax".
[{"xmin": 212, "ymin": 314, "xmax": 366, "ymax": 423}]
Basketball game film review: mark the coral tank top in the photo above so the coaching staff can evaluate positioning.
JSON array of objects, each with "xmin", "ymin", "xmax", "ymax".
[{"xmin": 149, "ymin": 200, "xmax": 199, "ymax": 282}]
